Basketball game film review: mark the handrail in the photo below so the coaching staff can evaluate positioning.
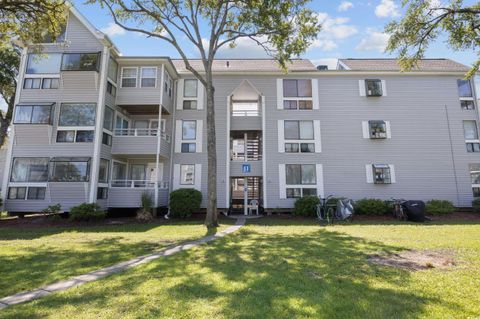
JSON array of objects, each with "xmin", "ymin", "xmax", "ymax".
[
  {"xmin": 110, "ymin": 180, "xmax": 169, "ymax": 189},
  {"xmin": 114, "ymin": 129, "xmax": 170, "ymax": 142}
]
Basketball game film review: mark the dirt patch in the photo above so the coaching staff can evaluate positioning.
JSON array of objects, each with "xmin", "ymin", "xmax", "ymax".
[{"xmin": 368, "ymin": 250, "xmax": 457, "ymax": 271}]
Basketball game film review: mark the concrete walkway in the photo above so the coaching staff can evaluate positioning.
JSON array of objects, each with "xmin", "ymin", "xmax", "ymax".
[{"xmin": 0, "ymin": 218, "xmax": 246, "ymax": 310}]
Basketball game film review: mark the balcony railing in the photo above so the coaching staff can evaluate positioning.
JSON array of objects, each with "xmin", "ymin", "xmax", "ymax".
[
  {"xmin": 111, "ymin": 180, "xmax": 169, "ymax": 189},
  {"xmin": 114, "ymin": 129, "xmax": 171, "ymax": 142},
  {"xmin": 231, "ymin": 110, "xmax": 260, "ymax": 117}
]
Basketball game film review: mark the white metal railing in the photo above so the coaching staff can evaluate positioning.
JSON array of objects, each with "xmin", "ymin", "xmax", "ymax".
[
  {"xmin": 110, "ymin": 180, "xmax": 169, "ymax": 189},
  {"xmin": 113, "ymin": 129, "xmax": 170, "ymax": 142},
  {"xmin": 231, "ymin": 110, "xmax": 260, "ymax": 117}
]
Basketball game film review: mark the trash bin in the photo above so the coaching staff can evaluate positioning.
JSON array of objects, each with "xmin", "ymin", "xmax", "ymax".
[{"xmin": 403, "ymin": 200, "xmax": 425, "ymax": 222}]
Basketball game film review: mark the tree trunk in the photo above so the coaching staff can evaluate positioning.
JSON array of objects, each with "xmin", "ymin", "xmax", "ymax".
[
  {"xmin": 204, "ymin": 80, "xmax": 218, "ymax": 228},
  {"xmin": 0, "ymin": 95, "xmax": 14, "ymax": 147}
]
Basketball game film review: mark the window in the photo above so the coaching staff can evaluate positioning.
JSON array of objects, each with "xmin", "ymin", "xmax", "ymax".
[
  {"xmin": 285, "ymin": 164, "xmax": 316, "ymax": 198},
  {"xmin": 112, "ymin": 162, "xmax": 127, "ymax": 181},
  {"xmin": 8, "ymin": 187, "xmax": 26, "ymax": 199},
  {"xmin": 103, "ymin": 106, "xmax": 114, "ymax": 131},
  {"xmin": 61, "ymin": 53, "xmax": 100, "ymax": 71},
  {"xmin": 108, "ymin": 58, "xmax": 118, "ymax": 82},
  {"xmin": 11, "ymin": 157, "xmax": 49, "ymax": 182},
  {"xmin": 27, "ymin": 187, "xmax": 46, "ymax": 200},
  {"xmin": 464, "ymin": 120, "xmax": 478, "ymax": 140},
  {"xmin": 26, "ymin": 53, "xmax": 62, "ymax": 74},
  {"xmin": 369, "ymin": 121, "xmax": 387, "ymax": 139},
  {"xmin": 184, "ymin": 79, "xmax": 198, "ymax": 97},
  {"xmin": 164, "ymin": 71, "xmax": 172, "ymax": 97},
  {"xmin": 14, "ymin": 104, "xmax": 53, "ymax": 124},
  {"xmin": 461, "ymin": 100, "xmax": 475, "ymax": 110},
  {"xmin": 42, "ymin": 78, "xmax": 59, "ymax": 89},
  {"xmin": 97, "ymin": 187, "xmax": 108, "ymax": 199},
  {"xmin": 284, "ymin": 120, "xmax": 314, "ymax": 140},
  {"xmin": 23, "ymin": 78, "xmax": 41, "ymax": 89},
  {"xmin": 183, "ymin": 100, "xmax": 197, "ymax": 110},
  {"xmin": 365, "ymin": 79, "xmax": 383, "ymax": 97},
  {"xmin": 282, "ymin": 79, "xmax": 313, "ymax": 110},
  {"xmin": 180, "ymin": 165, "xmax": 195, "ymax": 185},
  {"xmin": 49, "ymin": 157, "xmax": 90, "ymax": 182},
  {"xmin": 473, "ymin": 187, "xmax": 480, "ymax": 198},
  {"xmin": 121, "ymin": 67, "xmax": 137, "ymax": 87},
  {"xmin": 182, "ymin": 120, "xmax": 196, "ymax": 140},
  {"xmin": 467, "ymin": 143, "xmax": 480, "ymax": 153},
  {"xmin": 102, "ymin": 132, "xmax": 112, "ymax": 146},
  {"xmin": 115, "ymin": 115, "xmax": 129, "ymax": 135},
  {"xmin": 140, "ymin": 67, "xmax": 157, "ymax": 87},
  {"xmin": 107, "ymin": 81, "xmax": 116, "ymax": 96},
  {"xmin": 59, "ymin": 103, "xmax": 96, "ymax": 126},
  {"xmin": 469, "ymin": 164, "xmax": 480, "ymax": 184},
  {"xmin": 98, "ymin": 159, "xmax": 109, "ymax": 183},
  {"xmin": 181, "ymin": 143, "xmax": 196, "ymax": 153},
  {"xmin": 372, "ymin": 164, "xmax": 391, "ymax": 184},
  {"xmin": 458, "ymin": 79, "xmax": 473, "ymax": 97},
  {"xmin": 283, "ymin": 79, "xmax": 312, "ymax": 97},
  {"xmin": 56, "ymin": 130, "xmax": 94, "ymax": 143}
]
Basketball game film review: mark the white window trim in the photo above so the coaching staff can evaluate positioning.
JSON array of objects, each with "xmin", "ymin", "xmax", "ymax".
[
  {"xmin": 278, "ymin": 120, "xmax": 321, "ymax": 153},
  {"xmin": 56, "ymin": 127, "xmax": 95, "ymax": 144},
  {"xmin": 359, "ymin": 79, "xmax": 387, "ymax": 97},
  {"xmin": 173, "ymin": 163, "xmax": 202, "ymax": 191},
  {"xmin": 366, "ymin": 164, "xmax": 396, "ymax": 184},
  {"xmin": 8, "ymin": 182, "xmax": 48, "ymax": 187},
  {"xmin": 278, "ymin": 164, "xmax": 324, "ymax": 199},
  {"xmin": 277, "ymin": 78, "xmax": 319, "ymax": 110},
  {"xmin": 7, "ymin": 184, "xmax": 48, "ymax": 200},
  {"xmin": 120, "ymin": 67, "xmax": 138, "ymax": 88},
  {"xmin": 140, "ymin": 66, "xmax": 157, "ymax": 88},
  {"xmin": 176, "ymin": 79, "xmax": 204, "ymax": 110},
  {"xmin": 175, "ymin": 119, "xmax": 202, "ymax": 153},
  {"xmin": 362, "ymin": 120, "xmax": 391, "ymax": 139},
  {"xmin": 23, "ymin": 74, "xmax": 60, "ymax": 79}
]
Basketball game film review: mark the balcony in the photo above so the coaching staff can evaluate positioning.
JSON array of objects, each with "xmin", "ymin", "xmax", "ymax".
[
  {"xmin": 108, "ymin": 182, "xmax": 169, "ymax": 208},
  {"xmin": 111, "ymin": 128, "xmax": 171, "ymax": 156}
]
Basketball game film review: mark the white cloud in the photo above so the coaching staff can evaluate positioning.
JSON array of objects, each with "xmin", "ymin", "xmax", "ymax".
[
  {"xmin": 310, "ymin": 12, "xmax": 358, "ymax": 52},
  {"xmin": 338, "ymin": 1, "xmax": 354, "ymax": 12},
  {"xmin": 215, "ymin": 36, "xmax": 271, "ymax": 58},
  {"xmin": 356, "ymin": 30, "xmax": 390, "ymax": 52},
  {"xmin": 101, "ymin": 22, "xmax": 125, "ymax": 37},
  {"xmin": 375, "ymin": 0, "xmax": 400, "ymax": 18}
]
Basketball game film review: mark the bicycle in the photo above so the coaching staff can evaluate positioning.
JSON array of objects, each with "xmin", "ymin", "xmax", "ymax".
[
  {"xmin": 316, "ymin": 195, "xmax": 336, "ymax": 224},
  {"xmin": 390, "ymin": 197, "xmax": 407, "ymax": 220}
]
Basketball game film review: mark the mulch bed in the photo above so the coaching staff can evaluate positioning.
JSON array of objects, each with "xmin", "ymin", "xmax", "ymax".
[{"xmin": 368, "ymin": 249, "xmax": 457, "ymax": 271}]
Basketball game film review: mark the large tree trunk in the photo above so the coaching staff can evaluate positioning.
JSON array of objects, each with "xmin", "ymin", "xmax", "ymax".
[
  {"xmin": 204, "ymin": 80, "xmax": 218, "ymax": 228},
  {"xmin": 0, "ymin": 95, "xmax": 14, "ymax": 147}
]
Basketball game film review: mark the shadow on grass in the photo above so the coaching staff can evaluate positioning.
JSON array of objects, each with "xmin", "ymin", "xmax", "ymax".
[{"xmin": 1, "ymin": 225, "xmax": 470, "ymax": 318}]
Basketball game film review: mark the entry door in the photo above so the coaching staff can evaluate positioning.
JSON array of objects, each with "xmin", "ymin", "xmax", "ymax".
[
  {"xmin": 146, "ymin": 163, "xmax": 163, "ymax": 185},
  {"xmin": 230, "ymin": 177, "xmax": 262, "ymax": 214}
]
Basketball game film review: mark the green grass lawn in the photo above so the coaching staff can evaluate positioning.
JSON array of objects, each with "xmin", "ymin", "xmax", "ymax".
[
  {"xmin": 1, "ymin": 218, "xmax": 480, "ymax": 318},
  {"xmin": 0, "ymin": 219, "xmax": 231, "ymax": 298}
]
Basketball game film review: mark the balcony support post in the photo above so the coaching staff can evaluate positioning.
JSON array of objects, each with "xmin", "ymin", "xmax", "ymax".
[{"xmin": 154, "ymin": 64, "xmax": 165, "ymax": 216}]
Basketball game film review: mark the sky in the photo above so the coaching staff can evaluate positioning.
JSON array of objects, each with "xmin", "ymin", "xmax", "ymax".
[{"xmin": 71, "ymin": 0, "xmax": 478, "ymax": 70}]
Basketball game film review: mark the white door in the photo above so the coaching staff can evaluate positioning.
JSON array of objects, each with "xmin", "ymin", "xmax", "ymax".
[{"xmin": 147, "ymin": 163, "xmax": 163, "ymax": 184}]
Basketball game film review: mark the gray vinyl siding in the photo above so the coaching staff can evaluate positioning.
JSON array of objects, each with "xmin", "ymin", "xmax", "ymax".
[
  {"xmin": 115, "ymin": 62, "xmax": 164, "ymax": 105},
  {"xmin": 108, "ymin": 188, "xmax": 169, "ymax": 208},
  {"xmin": 64, "ymin": 14, "xmax": 104, "ymax": 52}
]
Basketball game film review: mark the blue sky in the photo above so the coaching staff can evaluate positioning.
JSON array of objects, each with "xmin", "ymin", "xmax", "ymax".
[{"xmin": 72, "ymin": 0, "xmax": 478, "ymax": 69}]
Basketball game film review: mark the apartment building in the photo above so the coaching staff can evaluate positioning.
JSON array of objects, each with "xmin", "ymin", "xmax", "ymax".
[{"xmin": 2, "ymin": 7, "xmax": 479, "ymax": 214}]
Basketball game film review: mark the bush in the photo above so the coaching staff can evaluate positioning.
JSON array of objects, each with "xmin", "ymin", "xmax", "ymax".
[
  {"xmin": 293, "ymin": 196, "xmax": 320, "ymax": 217},
  {"xmin": 41, "ymin": 204, "xmax": 62, "ymax": 216},
  {"xmin": 425, "ymin": 200, "xmax": 455, "ymax": 215},
  {"xmin": 355, "ymin": 198, "xmax": 390, "ymax": 215},
  {"xmin": 169, "ymin": 188, "xmax": 202, "ymax": 218},
  {"xmin": 136, "ymin": 192, "xmax": 153, "ymax": 222},
  {"xmin": 69, "ymin": 203, "xmax": 106, "ymax": 221},
  {"xmin": 472, "ymin": 199, "xmax": 480, "ymax": 214}
]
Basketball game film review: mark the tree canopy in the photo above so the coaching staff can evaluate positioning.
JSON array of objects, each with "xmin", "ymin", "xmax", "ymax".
[{"xmin": 386, "ymin": 0, "xmax": 480, "ymax": 78}]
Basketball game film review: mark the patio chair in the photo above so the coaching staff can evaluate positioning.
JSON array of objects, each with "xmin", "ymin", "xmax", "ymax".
[{"xmin": 248, "ymin": 199, "xmax": 259, "ymax": 215}]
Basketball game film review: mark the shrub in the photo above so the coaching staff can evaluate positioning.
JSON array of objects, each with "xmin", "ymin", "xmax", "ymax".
[
  {"xmin": 472, "ymin": 198, "xmax": 480, "ymax": 214},
  {"xmin": 41, "ymin": 204, "xmax": 62, "ymax": 216},
  {"xmin": 355, "ymin": 198, "xmax": 390, "ymax": 215},
  {"xmin": 69, "ymin": 203, "xmax": 106, "ymax": 221},
  {"xmin": 169, "ymin": 188, "xmax": 202, "ymax": 218},
  {"xmin": 136, "ymin": 192, "xmax": 153, "ymax": 222},
  {"xmin": 425, "ymin": 200, "xmax": 455, "ymax": 215},
  {"xmin": 293, "ymin": 196, "xmax": 320, "ymax": 217}
]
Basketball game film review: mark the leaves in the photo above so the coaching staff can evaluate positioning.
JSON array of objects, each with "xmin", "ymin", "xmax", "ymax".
[{"xmin": 385, "ymin": 0, "xmax": 480, "ymax": 78}]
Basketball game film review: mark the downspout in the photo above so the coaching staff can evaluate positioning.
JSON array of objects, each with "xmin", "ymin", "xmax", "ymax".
[
  {"xmin": 88, "ymin": 46, "xmax": 110, "ymax": 203},
  {"xmin": 261, "ymin": 95, "xmax": 267, "ymax": 210},
  {"xmin": 1, "ymin": 47, "xmax": 28, "ymax": 205},
  {"xmin": 166, "ymin": 75, "xmax": 177, "ymax": 218},
  {"xmin": 154, "ymin": 64, "xmax": 165, "ymax": 215},
  {"xmin": 225, "ymin": 95, "xmax": 231, "ymax": 213}
]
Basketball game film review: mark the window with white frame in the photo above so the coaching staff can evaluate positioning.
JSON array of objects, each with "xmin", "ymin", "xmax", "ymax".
[
  {"xmin": 284, "ymin": 120, "xmax": 315, "ymax": 153},
  {"xmin": 181, "ymin": 120, "xmax": 196, "ymax": 153},
  {"xmin": 103, "ymin": 105, "xmax": 114, "ymax": 132},
  {"xmin": 282, "ymin": 79, "xmax": 313, "ymax": 110},
  {"xmin": 98, "ymin": 159, "xmax": 110, "ymax": 183},
  {"xmin": 285, "ymin": 164, "xmax": 317, "ymax": 198},
  {"xmin": 24, "ymin": 78, "xmax": 59, "ymax": 90},
  {"xmin": 57, "ymin": 103, "xmax": 96, "ymax": 143},
  {"xmin": 469, "ymin": 164, "xmax": 480, "ymax": 198},
  {"xmin": 369, "ymin": 121, "xmax": 387, "ymax": 139},
  {"xmin": 141, "ymin": 67, "xmax": 157, "ymax": 88},
  {"xmin": 183, "ymin": 79, "xmax": 198, "ymax": 109},
  {"xmin": 458, "ymin": 79, "xmax": 475, "ymax": 110},
  {"xmin": 108, "ymin": 58, "xmax": 118, "ymax": 83},
  {"xmin": 8, "ymin": 186, "xmax": 46, "ymax": 200},
  {"xmin": 372, "ymin": 164, "xmax": 391, "ymax": 184},
  {"xmin": 14, "ymin": 104, "xmax": 54, "ymax": 124},
  {"xmin": 10, "ymin": 157, "xmax": 49, "ymax": 182},
  {"xmin": 26, "ymin": 53, "xmax": 62, "ymax": 74},
  {"xmin": 365, "ymin": 79, "xmax": 383, "ymax": 96},
  {"xmin": 49, "ymin": 157, "xmax": 91, "ymax": 182},
  {"xmin": 464, "ymin": 121, "xmax": 480, "ymax": 152},
  {"xmin": 121, "ymin": 67, "xmax": 137, "ymax": 88},
  {"xmin": 180, "ymin": 164, "xmax": 195, "ymax": 185},
  {"xmin": 164, "ymin": 71, "xmax": 173, "ymax": 98}
]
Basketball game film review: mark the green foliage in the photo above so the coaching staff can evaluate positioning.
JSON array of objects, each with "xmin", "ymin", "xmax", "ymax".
[
  {"xmin": 69, "ymin": 203, "xmax": 106, "ymax": 221},
  {"xmin": 41, "ymin": 204, "xmax": 62, "ymax": 216},
  {"xmin": 169, "ymin": 189, "xmax": 202, "ymax": 218},
  {"xmin": 136, "ymin": 192, "xmax": 153, "ymax": 222},
  {"xmin": 355, "ymin": 198, "xmax": 390, "ymax": 215},
  {"xmin": 293, "ymin": 196, "xmax": 320, "ymax": 217},
  {"xmin": 425, "ymin": 200, "xmax": 455, "ymax": 215},
  {"xmin": 385, "ymin": 0, "xmax": 480, "ymax": 78},
  {"xmin": 472, "ymin": 198, "xmax": 480, "ymax": 213}
]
